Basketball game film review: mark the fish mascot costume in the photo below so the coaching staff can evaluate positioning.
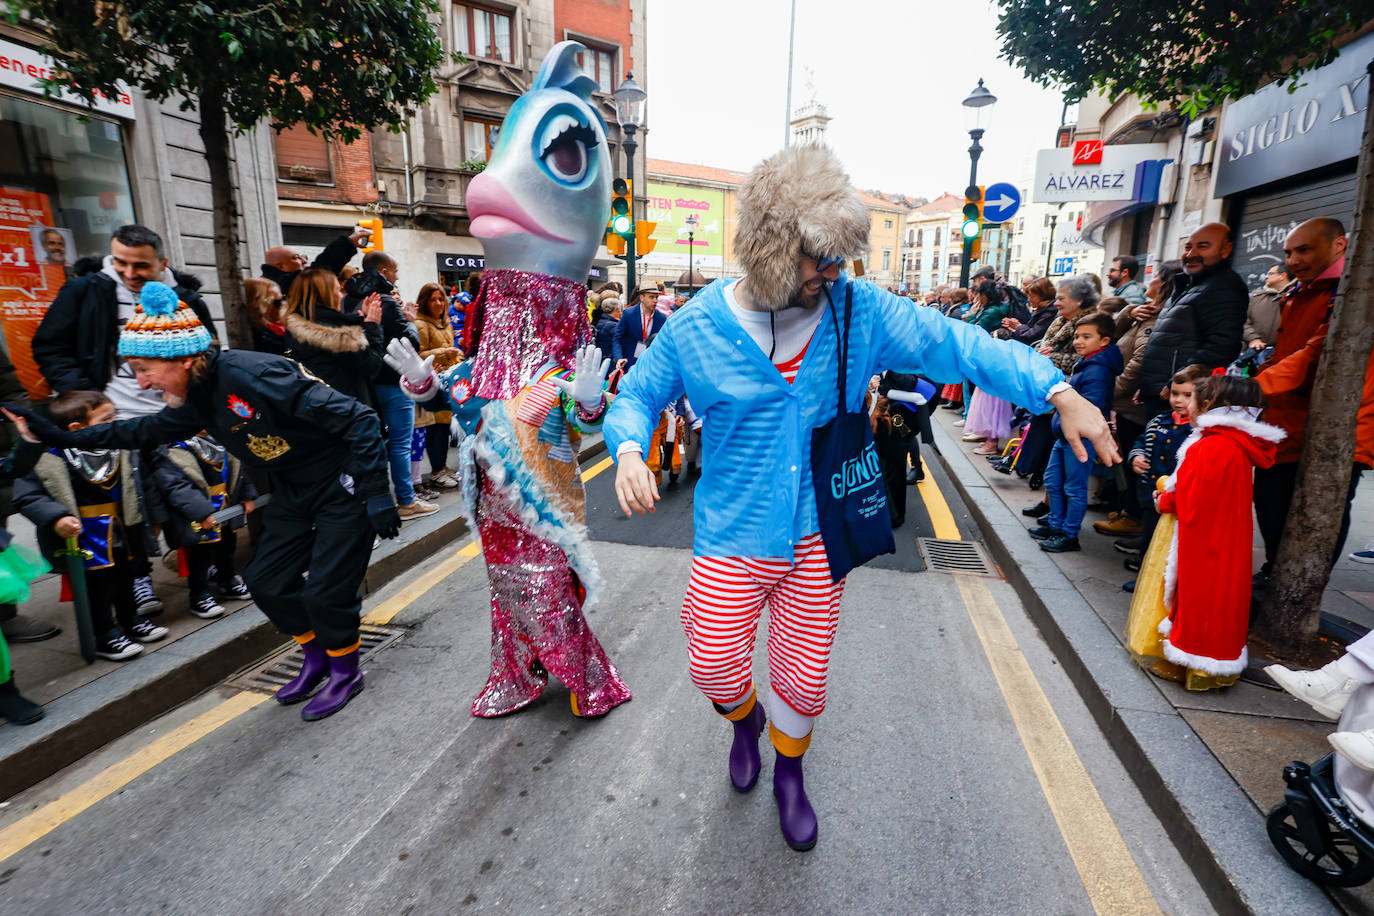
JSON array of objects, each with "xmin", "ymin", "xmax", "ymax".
[{"xmin": 386, "ymin": 42, "xmax": 631, "ymax": 719}]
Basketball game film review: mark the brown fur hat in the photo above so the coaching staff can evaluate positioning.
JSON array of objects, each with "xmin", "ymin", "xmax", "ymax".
[{"xmin": 735, "ymin": 145, "xmax": 869, "ymax": 308}]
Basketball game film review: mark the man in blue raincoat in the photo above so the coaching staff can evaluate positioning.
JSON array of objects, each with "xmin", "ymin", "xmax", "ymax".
[{"xmin": 604, "ymin": 144, "xmax": 1117, "ymax": 852}]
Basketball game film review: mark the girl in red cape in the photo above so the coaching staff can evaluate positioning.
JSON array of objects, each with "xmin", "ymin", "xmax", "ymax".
[{"xmin": 1155, "ymin": 373, "xmax": 1284, "ymax": 690}]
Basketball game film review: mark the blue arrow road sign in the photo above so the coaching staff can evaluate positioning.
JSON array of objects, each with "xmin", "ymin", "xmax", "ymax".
[{"xmin": 982, "ymin": 182, "xmax": 1021, "ymax": 223}]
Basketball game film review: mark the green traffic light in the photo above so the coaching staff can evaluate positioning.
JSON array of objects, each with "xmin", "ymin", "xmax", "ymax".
[
  {"xmin": 961, "ymin": 219, "xmax": 980, "ymax": 239},
  {"xmin": 612, "ymin": 214, "xmax": 632, "ymax": 234}
]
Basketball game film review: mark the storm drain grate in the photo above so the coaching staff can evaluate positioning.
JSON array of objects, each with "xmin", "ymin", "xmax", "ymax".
[
  {"xmin": 228, "ymin": 624, "xmax": 406, "ymax": 694},
  {"xmin": 916, "ymin": 538, "xmax": 999, "ymax": 577}
]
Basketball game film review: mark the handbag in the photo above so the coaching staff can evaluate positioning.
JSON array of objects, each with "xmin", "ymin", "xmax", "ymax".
[{"xmin": 809, "ymin": 284, "xmax": 896, "ymax": 582}]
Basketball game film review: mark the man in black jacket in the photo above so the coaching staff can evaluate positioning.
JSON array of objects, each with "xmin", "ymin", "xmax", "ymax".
[
  {"xmin": 1135, "ymin": 222, "xmax": 1248, "ymax": 416},
  {"xmin": 10, "ymin": 284, "xmax": 400, "ymax": 722},
  {"xmin": 342, "ymin": 252, "xmax": 434, "ymax": 519},
  {"xmin": 260, "ymin": 227, "xmax": 371, "ymax": 293},
  {"xmin": 32, "ymin": 225, "xmax": 218, "ymax": 404},
  {"xmin": 32, "ymin": 224, "xmax": 219, "ymax": 616}
]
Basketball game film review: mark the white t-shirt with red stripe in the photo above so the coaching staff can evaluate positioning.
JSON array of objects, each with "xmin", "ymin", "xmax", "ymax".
[{"xmin": 723, "ymin": 280, "xmax": 824, "ymax": 384}]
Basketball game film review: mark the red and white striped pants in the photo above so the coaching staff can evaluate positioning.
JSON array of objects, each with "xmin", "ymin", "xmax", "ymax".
[{"xmin": 680, "ymin": 533, "xmax": 845, "ymax": 717}]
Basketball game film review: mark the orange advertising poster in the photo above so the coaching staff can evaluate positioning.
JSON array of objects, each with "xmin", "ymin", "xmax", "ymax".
[{"xmin": 0, "ymin": 187, "xmax": 62, "ymax": 401}]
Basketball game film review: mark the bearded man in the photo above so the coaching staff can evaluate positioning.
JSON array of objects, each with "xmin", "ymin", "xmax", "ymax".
[{"xmin": 604, "ymin": 145, "xmax": 1116, "ymax": 851}]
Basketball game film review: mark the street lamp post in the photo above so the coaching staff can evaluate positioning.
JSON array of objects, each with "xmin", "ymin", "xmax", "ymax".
[
  {"xmin": 613, "ymin": 73, "xmax": 647, "ymax": 294},
  {"xmin": 959, "ymin": 78, "xmax": 997, "ymax": 289},
  {"xmin": 1045, "ymin": 203, "xmax": 1064, "ymax": 278},
  {"xmin": 684, "ymin": 211, "xmax": 699, "ymax": 298}
]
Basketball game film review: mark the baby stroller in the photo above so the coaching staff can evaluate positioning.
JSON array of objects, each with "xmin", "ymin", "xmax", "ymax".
[{"xmin": 1269, "ymin": 683, "xmax": 1374, "ymax": 886}]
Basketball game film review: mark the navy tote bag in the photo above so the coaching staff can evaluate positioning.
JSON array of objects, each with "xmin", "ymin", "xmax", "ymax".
[{"xmin": 810, "ymin": 284, "xmax": 895, "ymax": 582}]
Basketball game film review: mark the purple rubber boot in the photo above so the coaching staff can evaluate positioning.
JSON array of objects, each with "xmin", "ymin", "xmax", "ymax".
[
  {"xmin": 301, "ymin": 650, "xmax": 364, "ymax": 721},
  {"xmin": 724, "ymin": 701, "xmax": 766, "ymax": 792},
  {"xmin": 774, "ymin": 751, "xmax": 818, "ymax": 851},
  {"xmin": 275, "ymin": 638, "xmax": 329, "ymax": 705}
]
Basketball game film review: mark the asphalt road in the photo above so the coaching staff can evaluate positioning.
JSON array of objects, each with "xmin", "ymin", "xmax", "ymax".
[{"xmin": 0, "ymin": 459, "xmax": 1217, "ymax": 914}]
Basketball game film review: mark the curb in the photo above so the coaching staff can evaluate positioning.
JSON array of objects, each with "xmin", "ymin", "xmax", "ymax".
[
  {"xmin": 0, "ymin": 435, "xmax": 606, "ymax": 801},
  {"xmin": 930, "ymin": 422, "xmax": 1331, "ymax": 916}
]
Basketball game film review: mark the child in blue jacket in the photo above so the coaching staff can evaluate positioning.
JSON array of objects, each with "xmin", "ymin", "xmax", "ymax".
[{"xmin": 1031, "ymin": 312, "xmax": 1123, "ymax": 552}]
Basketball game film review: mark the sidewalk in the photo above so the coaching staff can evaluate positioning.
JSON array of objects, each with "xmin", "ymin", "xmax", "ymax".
[
  {"xmin": 0, "ymin": 434, "xmax": 606, "ymax": 799},
  {"xmin": 930, "ymin": 409, "xmax": 1372, "ymax": 915}
]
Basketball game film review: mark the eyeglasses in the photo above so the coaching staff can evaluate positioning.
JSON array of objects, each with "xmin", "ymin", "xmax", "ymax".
[{"xmin": 805, "ymin": 254, "xmax": 844, "ymax": 270}]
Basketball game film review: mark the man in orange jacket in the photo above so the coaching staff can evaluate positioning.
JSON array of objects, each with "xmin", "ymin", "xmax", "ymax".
[{"xmin": 1254, "ymin": 217, "xmax": 1374, "ymax": 583}]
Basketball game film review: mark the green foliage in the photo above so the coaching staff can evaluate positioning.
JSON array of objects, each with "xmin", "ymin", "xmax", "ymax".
[
  {"xmin": 459, "ymin": 159, "xmax": 487, "ymax": 172},
  {"xmin": 995, "ymin": 1, "xmax": 1369, "ymax": 116},
  {"xmin": 4, "ymin": 0, "xmax": 446, "ymax": 138}
]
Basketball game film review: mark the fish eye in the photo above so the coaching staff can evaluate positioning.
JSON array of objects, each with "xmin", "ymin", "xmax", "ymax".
[{"xmin": 535, "ymin": 111, "xmax": 598, "ymax": 186}]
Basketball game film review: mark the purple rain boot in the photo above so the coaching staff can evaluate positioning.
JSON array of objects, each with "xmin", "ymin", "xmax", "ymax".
[
  {"xmin": 301, "ymin": 649, "xmax": 365, "ymax": 721},
  {"xmin": 774, "ymin": 749, "xmax": 818, "ymax": 852},
  {"xmin": 716, "ymin": 698, "xmax": 766, "ymax": 792},
  {"xmin": 275, "ymin": 638, "xmax": 329, "ymax": 705}
]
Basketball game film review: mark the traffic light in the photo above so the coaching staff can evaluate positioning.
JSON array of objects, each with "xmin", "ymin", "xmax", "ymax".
[
  {"xmin": 611, "ymin": 178, "xmax": 632, "ymax": 238},
  {"xmin": 357, "ymin": 218, "xmax": 383, "ymax": 253},
  {"xmin": 961, "ymin": 185, "xmax": 983, "ymax": 243},
  {"xmin": 634, "ymin": 221, "xmax": 657, "ymax": 256},
  {"xmin": 604, "ymin": 223, "xmax": 625, "ymax": 256}
]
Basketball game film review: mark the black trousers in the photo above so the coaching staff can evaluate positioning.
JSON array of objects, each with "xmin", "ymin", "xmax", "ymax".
[
  {"xmin": 242, "ymin": 469, "xmax": 374, "ymax": 651},
  {"xmin": 86, "ymin": 552, "xmax": 138, "ymax": 638},
  {"xmin": 879, "ymin": 446, "xmax": 909, "ymax": 526},
  {"xmin": 1253, "ymin": 462, "xmax": 1366, "ymax": 575},
  {"xmin": 425, "ymin": 423, "xmax": 449, "ymax": 473},
  {"xmin": 187, "ymin": 530, "xmax": 238, "ymax": 596}
]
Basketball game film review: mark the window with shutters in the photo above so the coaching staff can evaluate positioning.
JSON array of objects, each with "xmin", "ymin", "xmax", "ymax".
[
  {"xmin": 454, "ymin": 3, "xmax": 514, "ymax": 63},
  {"xmin": 275, "ymin": 124, "xmax": 333, "ymax": 185}
]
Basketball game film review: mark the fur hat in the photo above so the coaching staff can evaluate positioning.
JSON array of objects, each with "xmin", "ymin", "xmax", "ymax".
[
  {"xmin": 118, "ymin": 281, "xmax": 213, "ymax": 358},
  {"xmin": 735, "ymin": 145, "xmax": 869, "ymax": 308}
]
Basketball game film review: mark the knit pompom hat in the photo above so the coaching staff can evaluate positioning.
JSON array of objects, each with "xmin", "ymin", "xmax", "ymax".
[
  {"xmin": 735, "ymin": 145, "xmax": 869, "ymax": 308},
  {"xmin": 117, "ymin": 281, "xmax": 213, "ymax": 358}
]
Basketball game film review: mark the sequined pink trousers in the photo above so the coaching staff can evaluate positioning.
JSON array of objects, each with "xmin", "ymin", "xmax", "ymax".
[{"xmin": 471, "ymin": 476, "xmax": 632, "ymax": 718}]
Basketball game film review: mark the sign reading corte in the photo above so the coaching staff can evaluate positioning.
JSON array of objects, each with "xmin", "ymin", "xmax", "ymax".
[
  {"xmin": 1033, "ymin": 144, "xmax": 1170, "ymax": 203},
  {"xmin": 0, "ymin": 38, "xmax": 137, "ymax": 120}
]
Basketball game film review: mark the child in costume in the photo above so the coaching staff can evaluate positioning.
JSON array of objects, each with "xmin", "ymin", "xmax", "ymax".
[
  {"xmin": 0, "ymin": 425, "xmax": 52, "ymax": 724},
  {"xmin": 385, "ymin": 41, "xmax": 630, "ymax": 719},
  {"xmin": 151, "ymin": 432, "xmax": 256, "ymax": 618},
  {"xmin": 1153, "ymin": 373, "xmax": 1282, "ymax": 690},
  {"xmin": 1029, "ymin": 312, "xmax": 1123, "ymax": 553},
  {"xmin": 15, "ymin": 390, "xmax": 168, "ymax": 662}
]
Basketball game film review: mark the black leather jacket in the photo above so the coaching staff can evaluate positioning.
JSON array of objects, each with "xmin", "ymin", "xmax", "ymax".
[{"xmin": 1137, "ymin": 260, "xmax": 1248, "ymax": 398}]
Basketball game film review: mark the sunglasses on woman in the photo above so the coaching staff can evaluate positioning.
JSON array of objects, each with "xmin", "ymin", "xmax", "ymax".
[{"xmin": 806, "ymin": 254, "xmax": 843, "ymax": 270}]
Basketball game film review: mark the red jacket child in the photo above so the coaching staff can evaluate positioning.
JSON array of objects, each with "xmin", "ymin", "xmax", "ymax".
[{"xmin": 1158, "ymin": 406, "xmax": 1284, "ymax": 676}]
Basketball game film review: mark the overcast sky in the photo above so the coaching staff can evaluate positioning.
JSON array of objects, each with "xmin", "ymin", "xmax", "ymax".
[{"xmin": 644, "ymin": 0, "xmax": 1068, "ymax": 200}]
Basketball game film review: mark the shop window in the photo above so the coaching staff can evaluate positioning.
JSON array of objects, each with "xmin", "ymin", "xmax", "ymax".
[
  {"xmin": 454, "ymin": 3, "xmax": 514, "ymax": 63},
  {"xmin": 575, "ymin": 45, "xmax": 616, "ymax": 94},
  {"xmin": 463, "ymin": 116, "xmax": 502, "ymax": 163},
  {"xmin": 274, "ymin": 123, "xmax": 332, "ymax": 184}
]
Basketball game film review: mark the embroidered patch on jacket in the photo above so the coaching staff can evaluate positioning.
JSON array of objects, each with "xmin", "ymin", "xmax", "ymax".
[
  {"xmin": 449, "ymin": 377, "xmax": 474, "ymax": 404},
  {"xmin": 247, "ymin": 434, "xmax": 290, "ymax": 461},
  {"xmin": 227, "ymin": 394, "xmax": 255, "ymax": 419}
]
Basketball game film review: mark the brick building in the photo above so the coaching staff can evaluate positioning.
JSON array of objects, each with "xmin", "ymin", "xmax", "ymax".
[{"xmin": 274, "ymin": 0, "xmax": 647, "ymax": 297}]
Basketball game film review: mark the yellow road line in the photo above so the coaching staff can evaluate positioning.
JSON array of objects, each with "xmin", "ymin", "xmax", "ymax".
[
  {"xmin": 954, "ymin": 574, "xmax": 1161, "ymax": 916},
  {"xmin": 581, "ymin": 454, "xmax": 614, "ymax": 481},
  {"xmin": 0, "ymin": 691, "xmax": 269, "ymax": 863},
  {"xmin": 363, "ymin": 540, "xmax": 482, "ymax": 625},
  {"xmin": 916, "ymin": 457, "xmax": 961, "ymax": 540}
]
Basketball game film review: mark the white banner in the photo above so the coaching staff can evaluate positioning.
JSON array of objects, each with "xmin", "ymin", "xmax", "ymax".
[
  {"xmin": 0, "ymin": 38, "xmax": 137, "ymax": 120},
  {"xmin": 1033, "ymin": 144, "xmax": 1168, "ymax": 203}
]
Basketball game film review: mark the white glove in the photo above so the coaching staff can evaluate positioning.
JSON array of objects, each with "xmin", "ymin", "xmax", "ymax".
[
  {"xmin": 384, "ymin": 338, "xmax": 436, "ymax": 391},
  {"xmin": 552, "ymin": 345, "xmax": 611, "ymax": 408}
]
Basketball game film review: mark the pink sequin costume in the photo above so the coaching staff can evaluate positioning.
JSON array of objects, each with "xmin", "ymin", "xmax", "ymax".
[{"xmin": 408, "ymin": 268, "xmax": 631, "ymax": 718}]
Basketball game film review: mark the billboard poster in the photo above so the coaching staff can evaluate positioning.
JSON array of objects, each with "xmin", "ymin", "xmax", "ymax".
[
  {"xmin": 641, "ymin": 183, "xmax": 725, "ymax": 269},
  {"xmin": 0, "ymin": 187, "xmax": 62, "ymax": 400}
]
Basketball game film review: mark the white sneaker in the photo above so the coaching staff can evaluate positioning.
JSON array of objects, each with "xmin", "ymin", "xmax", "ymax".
[
  {"xmin": 961, "ymin": 433, "xmax": 986, "ymax": 442},
  {"xmin": 1350, "ymin": 539, "xmax": 1374, "ymax": 564},
  {"xmin": 1330, "ymin": 729, "xmax": 1374, "ymax": 771},
  {"xmin": 189, "ymin": 592, "xmax": 227, "ymax": 620},
  {"xmin": 952, "ymin": 419, "xmax": 966, "ymax": 428},
  {"xmin": 1266, "ymin": 665, "xmax": 1362, "ymax": 719},
  {"xmin": 397, "ymin": 498, "xmax": 439, "ymax": 520}
]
